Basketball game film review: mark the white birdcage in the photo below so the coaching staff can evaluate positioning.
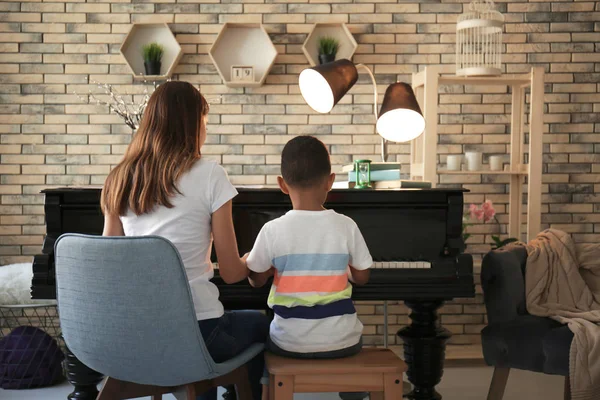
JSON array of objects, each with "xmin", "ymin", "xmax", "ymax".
[{"xmin": 456, "ymin": 0, "xmax": 504, "ymax": 77}]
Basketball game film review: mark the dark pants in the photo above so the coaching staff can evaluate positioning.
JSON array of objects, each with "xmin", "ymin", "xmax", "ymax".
[
  {"xmin": 267, "ymin": 336, "xmax": 362, "ymax": 359},
  {"xmin": 197, "ymin": 310, "xmax": 270, "ymax": 400}
]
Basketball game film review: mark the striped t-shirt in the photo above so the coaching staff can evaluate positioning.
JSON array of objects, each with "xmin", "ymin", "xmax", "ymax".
[{"xmin": 247, "ymin": 209, "xmax": 373, "ymax": 353}]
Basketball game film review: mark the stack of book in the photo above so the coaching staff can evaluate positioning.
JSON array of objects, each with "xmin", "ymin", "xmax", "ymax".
[{"xmin": 343, "ymin": 162, "xmax": 432, "ymax": 189}]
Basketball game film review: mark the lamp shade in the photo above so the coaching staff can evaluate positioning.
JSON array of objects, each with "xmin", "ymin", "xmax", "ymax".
[
  {"xmin": 376, "ymin": 82, "xmax": 425, "ymax": 143},
  {"xmin": 298, "ymin": 59, "xmax": 358, "ymax": 113}
]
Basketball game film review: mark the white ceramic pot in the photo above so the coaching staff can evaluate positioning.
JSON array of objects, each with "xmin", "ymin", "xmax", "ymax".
[
  {"xmin": 465, "ymin": 151, "xmax": 482, "ymax": 171},
  {"xmin": 489, "ymin": 155, "xmax": 503, "ymax": 171},
  {"xmin": 446, "ymin": 155, "xmax": 462, "ymax": 171}
]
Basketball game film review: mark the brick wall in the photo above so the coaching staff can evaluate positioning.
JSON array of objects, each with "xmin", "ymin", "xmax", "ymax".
[{"xmin": 1, "ymin": 0, "xmax": 599, "ymax": 348}]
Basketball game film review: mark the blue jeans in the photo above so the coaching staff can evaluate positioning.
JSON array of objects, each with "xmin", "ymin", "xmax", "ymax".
[{"xmin": 197, "ymin": 310, "xmax": 269, "ymax": 400}]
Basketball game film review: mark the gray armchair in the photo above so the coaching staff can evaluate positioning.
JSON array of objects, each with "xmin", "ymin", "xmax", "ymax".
[
  {"xmin": 480, "ymin": 245, "xmax": 573, "ymax": 400},
  {"xmin": 55, "ymin": 234, "xmax": 264, "ymax": 400}
]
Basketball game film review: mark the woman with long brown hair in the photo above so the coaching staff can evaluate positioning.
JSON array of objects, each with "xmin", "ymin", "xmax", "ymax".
[{"xmin": 101, "ymin": 81, "xmax": 268, "ymax": 400}]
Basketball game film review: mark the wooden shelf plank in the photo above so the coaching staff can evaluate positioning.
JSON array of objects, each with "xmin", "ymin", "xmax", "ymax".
[
  {"xmin": 133, "ymin": 74, "xmax": 170, "ymax": 81},
  {"xmin": 527, "ymin": 67, "xmax": 544, "ymax": 240},
  {"xmin": 438, "ymin": 169, "xmax": 527, "ymax": 175},
  {"xmin": 225, "ymin": 81, "xmax": 263, "ymax": 88},
  {"xmin": 438, "ymin": 75, "xmax": 531, "ymax": 86},
  {"xmin": 412, "ymin": 71, "xmax": 425, "ymax": 88}
]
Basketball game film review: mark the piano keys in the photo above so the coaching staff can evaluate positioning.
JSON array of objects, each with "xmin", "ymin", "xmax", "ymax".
[
  {"xmin": 376, "ymin": 261, "xmax": 431, "ymax": 268},
  {"xmin": 32, "ymin": 187, "xmax": 474, "ymax": 400}
]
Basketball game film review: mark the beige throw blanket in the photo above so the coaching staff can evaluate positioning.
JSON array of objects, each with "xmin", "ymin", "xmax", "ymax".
[{"xmin": 525, "ymin": 229, "xmax": 600, "ymax": 399}]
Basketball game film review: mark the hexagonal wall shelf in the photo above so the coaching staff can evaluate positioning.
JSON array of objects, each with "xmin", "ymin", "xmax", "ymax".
[
  {"xmin": 302, "ymin": 23, "xmax": 358, "ymax": 67},
  {"xmin": 209, "ymin": 23, "xmax": 278, "ymax": 88},
  {"xmin": 120, "ymin": 23, "xmax": 183, "ymax": 81}
]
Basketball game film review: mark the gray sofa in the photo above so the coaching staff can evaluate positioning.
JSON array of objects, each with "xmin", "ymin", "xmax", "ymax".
[{"xmin": 480, "ymin": 245, "xmax": 573, "ymax": 400}]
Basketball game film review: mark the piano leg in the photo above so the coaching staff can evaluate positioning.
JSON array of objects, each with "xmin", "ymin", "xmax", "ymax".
[
  {"xmin": 64, "ymin": 346, "xmax": 104, "ymax": 400},
  {"xmin": 397, "ymin": 300, "xmax": 450, "ymax": 400}
]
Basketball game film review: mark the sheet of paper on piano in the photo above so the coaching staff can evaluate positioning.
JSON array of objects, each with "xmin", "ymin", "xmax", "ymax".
[{"xmin": 332, "ymin": 181, "xmax": 350, "ymax": 189}]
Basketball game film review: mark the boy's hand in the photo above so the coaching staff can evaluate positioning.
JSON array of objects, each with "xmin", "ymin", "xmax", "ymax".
[
  {"xmin": 348, "ymin": 265, "xmax": 370, "ymax": 285},
  {"xmin": 242, "ymin": 252, "xmax": 250, "ymax": 263},
  {"xmin": 248, "ymin": 266, "xmax": 275, "ymax": 288}
]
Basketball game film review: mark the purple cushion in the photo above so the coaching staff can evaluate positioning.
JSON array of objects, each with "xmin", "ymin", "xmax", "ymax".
[{"xmin": 0, "ymin": 326, "xmax": 64, "ymax": 389}]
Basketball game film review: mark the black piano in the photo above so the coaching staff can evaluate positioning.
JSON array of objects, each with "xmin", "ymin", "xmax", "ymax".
[{"xmin": 32, "ymin": 188, "xmax": 474, "ymax": 400}]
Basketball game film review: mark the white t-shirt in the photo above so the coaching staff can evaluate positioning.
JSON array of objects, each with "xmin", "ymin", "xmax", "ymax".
[
  {"xmin": 120, "ymin": 159, "xmax": 237, "ymax": 320},
  {"xmin": 247, "ymin": 209, "xmax": 373, "ymax": 353}
]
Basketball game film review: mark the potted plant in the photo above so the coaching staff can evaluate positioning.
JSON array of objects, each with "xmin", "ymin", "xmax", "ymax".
[
  {"xmin": 317, "ymin": 36, "xmax": 339, "ymax": 65},
  {"xmin": 142, "ymin": 42, "xmax": 164, "ymax": 76}
]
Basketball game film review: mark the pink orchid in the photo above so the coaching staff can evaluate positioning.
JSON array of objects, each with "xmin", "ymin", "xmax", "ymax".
[
  {"xmin": 469, "ymin": 204, "xmax": 479, "ymax": 220},
  {"xmin": 470, "ymin": 205, "xmax": 484, "ymax": 221},
  {"xmin": 463, "ymin": 200, "xmax": 512, "ymax": 248},
  {"xmin": 481, "ymin": 200, "xmax": 496, "ymax": 223}
]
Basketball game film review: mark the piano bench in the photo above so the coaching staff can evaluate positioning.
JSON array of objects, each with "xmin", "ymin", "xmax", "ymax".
[{"xmin": 264, "ymin": 348, "xmax": 407, "ymax": 400}]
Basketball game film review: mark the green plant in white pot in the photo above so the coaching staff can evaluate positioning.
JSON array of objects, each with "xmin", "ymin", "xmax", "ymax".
[
  {"xmin": 142, "ymin": 42, "xmax": 164, "ymax": 76},
  {"xmin": 317, "ymin": 36, "xmax": 339, "ymax": 65}
]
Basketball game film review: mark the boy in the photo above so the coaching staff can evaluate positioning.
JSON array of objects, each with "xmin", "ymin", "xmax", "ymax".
[{"xmin": 246, "ymin": 135, "xmax": 373, "ymax": 361}]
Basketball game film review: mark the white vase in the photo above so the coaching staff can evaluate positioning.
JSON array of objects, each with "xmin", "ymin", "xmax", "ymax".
[
  {"xmin": 489, "ymin": 155, "xmax": 503, "ymax": 171},
  {"xmin": 447, "ymin": 155, "xmax": 462, "ymax": 171},
  {"xmin": 465, "ymin": 151, "xmax": 482, "ymax": 171}
]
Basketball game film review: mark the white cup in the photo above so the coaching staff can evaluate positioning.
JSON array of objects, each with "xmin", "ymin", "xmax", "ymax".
[
  {"xmin": 465, "ymin": 151, "xmax": 482, "ymax": 171},
  {"xmin": 446, "ymin": 155, "xmax": 462, "ymax": 171},
  {"xmin": 489, "ymin": 155, "xmax": 503, "ymax": 171}
]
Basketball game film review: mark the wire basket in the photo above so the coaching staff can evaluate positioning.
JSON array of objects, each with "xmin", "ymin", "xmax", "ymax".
[{"xmin": 0, "ymin": 303, "xmax": 66, "ymax": 388}]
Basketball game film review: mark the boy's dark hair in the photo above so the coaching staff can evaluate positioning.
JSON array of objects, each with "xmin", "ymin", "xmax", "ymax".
[{"xmin": 281, "ymin": 135, "xmax": 331, "ymax": 188}]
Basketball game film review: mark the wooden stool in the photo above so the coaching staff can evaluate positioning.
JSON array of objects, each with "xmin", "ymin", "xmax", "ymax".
[{"xmin": 265, "ymin": 348, "xmax": 407, "ymax": 400}]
